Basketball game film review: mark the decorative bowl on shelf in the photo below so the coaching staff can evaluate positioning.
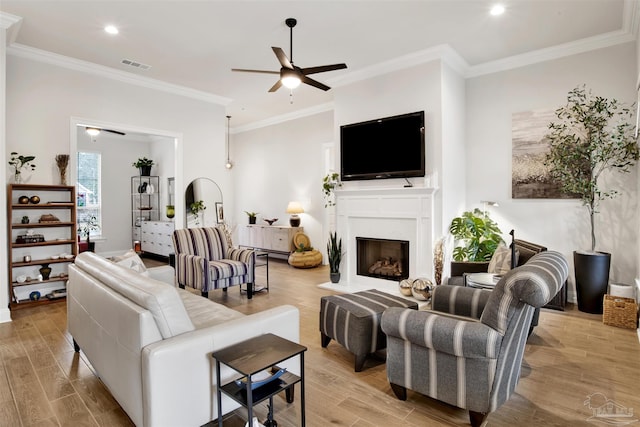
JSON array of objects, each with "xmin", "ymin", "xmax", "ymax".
[{"xmin": 264, "ymin": 218, "xmax": 278, "ymax": 225}]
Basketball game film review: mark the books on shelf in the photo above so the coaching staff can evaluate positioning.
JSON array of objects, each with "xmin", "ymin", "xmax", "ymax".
[{"xmin": 235, "ymin": 368, "xmax": 286, "ymax": 391}]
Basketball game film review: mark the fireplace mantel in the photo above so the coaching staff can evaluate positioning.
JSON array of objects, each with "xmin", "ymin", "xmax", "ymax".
[{"xmin": 333, "ymin": 186, "xmax": 438, "ymax": 291}]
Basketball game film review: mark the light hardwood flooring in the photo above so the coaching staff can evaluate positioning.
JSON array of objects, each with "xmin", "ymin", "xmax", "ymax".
[{"xmin": 1, "ymin": 258, "xmax": 639, "ymax": 427}]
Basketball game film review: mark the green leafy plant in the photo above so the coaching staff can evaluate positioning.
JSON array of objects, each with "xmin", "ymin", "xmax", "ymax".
[
  {"xmin": 8, "ymin": 152, "xmax": 36, "ymax": 182},
  {"xmin": 190, "ymin": 200, "xmax": 206, "ymax": 215},
  {"xmin": 244, "ymin": 211, "xmax": 258, "ymax": 218},
  {"xmin": 295, "ymin": 243, "xmax": 314, "ymax": 253},
  {"xmin": 544, "ymin": 85, "xmax": 639, "ymax": 251},
  {"xmin": 326, "ymin": 231, "xmax": 344, "ymax": 274},
  {"xmin": 132, "ymin": 157, "xmax": 154, "ymax": 168},
  {"xmin": 449, "ymin": 209, "xmax": 503, "ymax": 262},
  {"xmin": 78, "ymin": 216, "xmax": 100, "ymax": 244},
  {"xmin": 322, "ymin": 173, "xmax": 341, "ymax": 207}
]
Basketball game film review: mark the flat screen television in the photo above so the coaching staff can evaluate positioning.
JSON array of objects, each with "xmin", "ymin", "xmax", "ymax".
[{"xmin": 340, "ymin": 111, "xmax": 425, "ymax": 181}]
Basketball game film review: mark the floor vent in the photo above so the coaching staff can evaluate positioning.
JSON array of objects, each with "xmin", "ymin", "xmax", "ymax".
[{"xmin": 121, "ymin": 59, "xmax": 151, "ymax": 70}]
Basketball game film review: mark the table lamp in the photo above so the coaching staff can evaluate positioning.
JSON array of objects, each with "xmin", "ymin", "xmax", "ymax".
[{"xmin": 286, "ymin": 201, "xmax": 304, "ymax": 227}]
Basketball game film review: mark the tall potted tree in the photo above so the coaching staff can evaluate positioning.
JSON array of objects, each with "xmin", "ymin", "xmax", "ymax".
[{"xmin": 545, "ymin": 85, "xmax": 639, "ymax": 313}]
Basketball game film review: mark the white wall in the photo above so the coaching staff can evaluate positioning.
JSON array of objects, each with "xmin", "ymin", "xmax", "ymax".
[
  {"xmin": 0, "ymin": 23, "xmax": 10, "ymax": 322},
  {"xmin": 466, "ymin": 42, "xmax": 638, "ymax": 302},
  {"xmin": 232, "ymin": 111, "xmax": 333, "ymax": 251},
  {"xmin": 3, "ymin": 54, "xmax": 229, "ymax": 317}
]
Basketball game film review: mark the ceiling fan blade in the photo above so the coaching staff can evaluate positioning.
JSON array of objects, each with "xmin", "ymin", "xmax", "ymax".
[
  {"xmin": 232, "ymin": 68, "xmax": 280, "ymax": 75},
  {"xmin": 272, "ymin": 47, "xmax": 293, "ymax": 69},
  {"xmin": 268, "ymin": 79, "xmax": 283, "ymax": 93},
  {"xmin": 301, "ymin": 63, "xmax": 347, "ymax": 75},
  {"xmin": 301, "ymin": 75, "xmax": 330, "ymax": 91},
  {"xmin": 103, "ymin": 129, "xmax": 126, "ymax": 136}
]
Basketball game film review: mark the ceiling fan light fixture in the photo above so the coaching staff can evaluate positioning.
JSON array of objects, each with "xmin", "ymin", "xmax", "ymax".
[
  {"xmin": 86, "ymin": 127, "xmax": 101, "ymax": 136},
  {"xmin": 281, "ymin": 68, "xmax": 301, "ymax": 89}
]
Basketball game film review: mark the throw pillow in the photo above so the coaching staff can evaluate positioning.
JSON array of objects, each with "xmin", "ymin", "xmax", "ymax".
[
  {"xmin": 488, "ymin": 244, "xmax": 513, "ymax": 275},
  {"xmin": 113, "ymin": 249, "xmax": 148, "ymax": 275}
]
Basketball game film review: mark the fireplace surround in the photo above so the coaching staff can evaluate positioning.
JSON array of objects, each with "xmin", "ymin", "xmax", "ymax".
[{"xmin": 334, "ymin": 186, "xmax": 437, "ymax": 291}]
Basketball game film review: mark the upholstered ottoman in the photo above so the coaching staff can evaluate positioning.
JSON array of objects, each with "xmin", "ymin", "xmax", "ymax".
[{"xmin": 320, "ymin": 289, "xmax": 418, "ymax": 371}]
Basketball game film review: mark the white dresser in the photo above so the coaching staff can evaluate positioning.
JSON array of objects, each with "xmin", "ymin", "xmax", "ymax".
[
  {"xmin": 141, "ymin": 221, "xmax": 175, "ymax": 257},
  {"xmin": 241, "ymin": 225, "xmax": 302, "ymax": 254}
]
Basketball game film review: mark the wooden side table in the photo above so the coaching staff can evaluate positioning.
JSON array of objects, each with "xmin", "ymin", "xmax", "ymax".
[{"xmin": 213, "ymin": 333, "xmax": 307, "ymax": 426}]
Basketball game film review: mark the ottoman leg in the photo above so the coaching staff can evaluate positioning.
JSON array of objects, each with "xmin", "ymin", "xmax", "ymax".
[
  {"xmin": 321, "ymin": 332, "xmax": 331, "ymax": 348},
  {"xmin": 355, "ymin": 353, "xmax": 367, "ymax": 372}
]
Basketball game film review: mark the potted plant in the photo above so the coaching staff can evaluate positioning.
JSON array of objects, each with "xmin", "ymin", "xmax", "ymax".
[
  {"xmin": 190, "ymin": 200, "xmax": 206, "ymax": 226},
  {"xmin": 449, "ymin": 208, "xmax": 503, "ymax": 262},
  {"xmin": 327, "ymin": 231, "xmax": 344, "ymax": 283},
  {"xmin": 132, "ymin": 157, "xmax": 154, "ymax": 176},
  {"xmin": 8, "ymin": 151, "xmax": 36, "ymax": 184},
  {"xmin": 78, "ymin": 216, "xmax": 100, "ymax": 252},
  {"xmin": 244, "ymin": 211, "xmax": 259, "ymax": 224},
  {"xmin": 322, "ymin": 173, "xmax": 341, "ymax": 208},
  {"xmin": 544, "ymin": 85, "xmax": 639, "ymax": 313}
]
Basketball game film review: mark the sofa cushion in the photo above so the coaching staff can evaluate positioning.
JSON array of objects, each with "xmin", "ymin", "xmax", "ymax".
[
  {"xmin": 488, "ymin": 244, "xmax": 513, "ymax": 275},
  {"xmin": 178, "ymin": 289, "xmax": 245, "ymax": 329},
  {"xmin": 74, "ymin": 252, "xmax": 194, "ymax": 339},
  {"xmin": 113, "ymin": 249, "xmax": 149, "ymax": 276}
]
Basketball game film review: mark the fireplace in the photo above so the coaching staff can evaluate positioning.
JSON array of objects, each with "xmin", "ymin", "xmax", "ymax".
[
  {"xmin": 333, "ymin": 186, "xmax": 437, "ymax": 291},
  {"xmin": 357, "ymin": 237, "xmax": 409, "ymax": 281}
]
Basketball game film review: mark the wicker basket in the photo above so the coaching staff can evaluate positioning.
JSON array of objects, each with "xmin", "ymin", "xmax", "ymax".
[{"xmin": 603, "ymin": 295, "xmax": 638, "ymax": 329}]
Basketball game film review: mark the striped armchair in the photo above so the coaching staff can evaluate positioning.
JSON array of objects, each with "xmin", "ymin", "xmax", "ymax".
[
  {"xmin": 171, "ymin": 227, "xmax": 256, "ymax": 299},
  {"xmin": 381, "ymin": 251, "xmax": 568, "ymax": 427}
]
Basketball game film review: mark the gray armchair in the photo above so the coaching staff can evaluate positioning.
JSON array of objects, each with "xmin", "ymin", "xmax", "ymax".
[
  {"xmin": 381, "ymin": 251, "xmax": 569, "ymax": 427},
  {"xmin": 172, "ymin": 227, "xmax": 256, "ymax": 298}
]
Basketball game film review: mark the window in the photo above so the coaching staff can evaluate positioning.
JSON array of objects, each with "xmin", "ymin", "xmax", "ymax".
[{"xmin": 77, "ymin": 151, "xmax": 102, "ymax": 237}]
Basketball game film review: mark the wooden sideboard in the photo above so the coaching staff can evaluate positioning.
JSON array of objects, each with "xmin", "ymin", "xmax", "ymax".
[{"xmin": 240, "ymin": 225, "xmax": 302, "ymax": 254}]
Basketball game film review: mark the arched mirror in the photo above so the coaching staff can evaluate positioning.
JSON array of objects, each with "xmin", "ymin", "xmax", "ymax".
[{"xmin": 185, "ymin": 178, "xmax": 223, "ymax": 228}]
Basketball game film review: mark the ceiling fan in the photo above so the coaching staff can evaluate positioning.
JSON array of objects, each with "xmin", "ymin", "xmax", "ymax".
[
  {"xmin": 232, "ymin": 18, "xmax": 347, "ymax": 92},
  {"xmin": 85, "ymin": 126, "xmax": 126, "ymax": 136}
]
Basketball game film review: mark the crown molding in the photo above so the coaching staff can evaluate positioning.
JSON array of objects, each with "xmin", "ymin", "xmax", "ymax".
[
  {"xmin": 328, "ymin": 44, "xmax": 469, "ymax": 88},
  {"xmin": 7, "ymin": 43, "xmax": 232, "ymax": 106},
  {"xmin": 466, "ymin": 29, "xmax": 635, "ymax": 78},
  {"xmin": 623, "ymin": 0, "xmax": 640, "ymax": 35},
  {"xmin": 0, "ymin": 12, "xmax": 22, "ymax": 44},
  {"xmin": 232, "ymin": 102, "xmax": 334, "ymax": 134}
]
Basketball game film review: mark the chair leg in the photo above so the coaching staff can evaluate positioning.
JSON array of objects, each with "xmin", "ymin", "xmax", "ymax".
[
  {"xmin": 246, "ymin": 282, "xmax": 253, "ymax": 299},
  {"xmin": 469, "ymin": 411, "xmax": 488, "ymax": 427},
  {"xmin": 73, "ymin": 339, "xmax": 80, "ymax": 352},
  {"xmin": 354, "ymin": 353, "xmax": 367, "ymax": 372},
  {"xmin": 321, "ymin": 332, "xmax": 331, "ymax": 347},
  {"xmin": 390, "ymin": 383, "xmax": 407, "ymax": 400},
  {"xmin": 201, "ymin": 291, "xmax": 209, "ymax": 298},
  {"xmin": 178, "ymin": 284, "xmax": 185, "ymax": 289},
  {"xmin": 285, "ymin": 385, "xmax": 295, "ymax": 403}
]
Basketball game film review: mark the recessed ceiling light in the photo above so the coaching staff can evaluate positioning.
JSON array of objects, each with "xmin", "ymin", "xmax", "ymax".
[
  {"xmin": 490, "ymin": 4, "xmax": 505, "ymax": 16},
  {"xmin": 104, "ymin": 25, "xmax": 119, "ymax": 35}
]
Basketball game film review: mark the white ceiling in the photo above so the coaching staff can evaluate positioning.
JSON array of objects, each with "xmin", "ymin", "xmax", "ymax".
[{"xmin": 1, "ymin": 1, "xmax": 636, "ymax": 129}]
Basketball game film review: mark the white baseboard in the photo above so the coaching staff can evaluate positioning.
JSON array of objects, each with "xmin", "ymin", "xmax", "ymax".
[{"xmin": 0, "ymin": 307, "xmax": 12, "ymax": 323}]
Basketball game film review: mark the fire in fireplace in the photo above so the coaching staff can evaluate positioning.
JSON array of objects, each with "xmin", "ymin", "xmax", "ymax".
[{"xmin": 356, "ymin": 237, "xmax": 409, "ymax": 282}]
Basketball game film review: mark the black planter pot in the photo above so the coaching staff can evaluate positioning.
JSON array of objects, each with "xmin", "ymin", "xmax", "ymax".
[
  {"xmin": 574, "ymin": 250, "xmax": 611, "ymax": 314},
  {"xmin": 248, "ymin": 217, "xmax": 256, "ymax": 224},
  {"xmin": 139, "ymin": 166, "xmax": 152, "ymax": 176},
  {"xmin": 330, "ymin": 272, "xmax": 341, "ymax": 283}
]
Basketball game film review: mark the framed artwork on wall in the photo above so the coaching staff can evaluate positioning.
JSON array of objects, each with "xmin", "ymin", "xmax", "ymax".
[
  {"xmin": 511, "ymin": 109, "xmax": 578, "ymax": 199},
  {"xmin": 215, "ymin": 202, "xmax": 224, "ymax": 224}
]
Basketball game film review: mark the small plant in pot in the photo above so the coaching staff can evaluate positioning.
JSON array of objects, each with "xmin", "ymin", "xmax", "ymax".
[
  {"xmin": 78, "ymin": 216, "xmax": 100, "ymax": 252},
  {"xmin": 322, "ymin": 172, "xmax": 341, "ymax": 208},
  {"xmin": 8, "ymin": 151, "xmax": 36, "ymax": 184},
  {"xmin": 190, "ymin": 200, "xmax": 206, "ymax": 226},
  {"xmin": 327, "ymin": 231, "xmax": 344, "ymax": 283},
  {"xmin": 544, "ymin": 85, "xmax": 639, "ymax": 314},
  {"xmin": 132, "ymin": 157, "xmax": 154, "ymax": 176},
  {"xmin": 245, "ymin": 211, "xmax": 258, "ymax": 224}
]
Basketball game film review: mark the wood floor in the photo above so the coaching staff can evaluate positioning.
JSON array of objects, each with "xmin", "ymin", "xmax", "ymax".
[{"xmin": 1, "ymin": 258, "xmax": 639, "ymax": 427}]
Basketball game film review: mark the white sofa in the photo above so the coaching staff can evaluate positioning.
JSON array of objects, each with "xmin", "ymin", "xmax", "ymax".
[{"xmin": 67, "ymin": 252, "xmax": 300, "ymax": 427}]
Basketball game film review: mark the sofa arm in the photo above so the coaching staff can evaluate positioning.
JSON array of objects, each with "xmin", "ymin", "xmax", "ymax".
[
  {"xmin": 141, "ymin": 305, "xmax": 300, "ymax": 427},
  {"xmin": 381, "ymin": 307, "xmax": 502, "ymax": 359},
  {"xmin": 146, "ymin": 265, "xmax": 175, "ymax": 286},
  {"xmin": 431, "ymin": 285, "xmax": 491, "ymax": 319}
]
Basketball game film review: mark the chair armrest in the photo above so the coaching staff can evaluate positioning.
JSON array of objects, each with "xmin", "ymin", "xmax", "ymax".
[
  {"xmin": 227, "ymin": 247, "xmax": 255, "ymax": 267},
  {"xmin": 381, "ymin": 307, "xmax": 502, "ymax": 359},
  {"xmin": 175, "ymin": 253, "xmax": 206, "ymax": 287},
  {"xmin": 147, "ymin": 265, "xmax": 176, "ymax": 286},
  {"xmin": 431, "ymin": 285, "xmax": 491, "ymax": 319}
]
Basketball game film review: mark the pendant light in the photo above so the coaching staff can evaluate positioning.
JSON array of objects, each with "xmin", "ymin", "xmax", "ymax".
[{"xmin": 225, "ymin": 115, "xmax": 233, "ymax": 169}]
